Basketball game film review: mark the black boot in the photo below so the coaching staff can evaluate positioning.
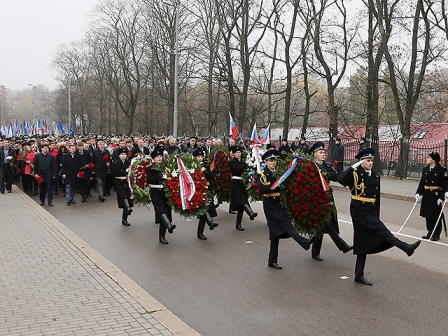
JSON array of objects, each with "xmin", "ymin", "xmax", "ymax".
[
  {"xmin": 197, "ymin": 218, "xmax": 207, "ymax": 240},
  {"xmin": 161, "ymin": 214, "xmax": 176, "ymax": 234},
  {"xmin": 123, "ymin": 199, "xmax": 133, "ymax": 216},
  {"xmin": 159, "ymin": 236, "xmax": 169, "ymax": 244},
  {"xmin": 122, "ymin": 209, "xmax": 130, "ymax": 226},
  {"xmin": 205, "ymin": 212, "xmax": 219, "ymax": 230},
  {"xmin": 236, "ymin": 222, "xmax": 245, "ymax": 231},
  {"xmin": 243, "ymin": 204, "xmax": 257, "ymax": 220}
]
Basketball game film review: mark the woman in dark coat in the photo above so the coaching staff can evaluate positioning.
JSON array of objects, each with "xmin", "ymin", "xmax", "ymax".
[
  {"xmin": 228, "ymin": 146, "xmax": 257, "ymax": 231},
  {"xmin": 193, "ymin": 148, "xmax": 219, "ymax": 240},
  {"xmin": 338, "ymin": 148, "xmax": 421, "ymax": 286},
  {"xmin": 111, "ymin": 150, "xmax": 133, "ymax": 226},
  {"xmin": 146, "ymin": 147, "xmax": 176, "ymax": 244}
]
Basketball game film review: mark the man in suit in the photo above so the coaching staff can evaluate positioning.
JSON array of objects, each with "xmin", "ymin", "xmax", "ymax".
[
  {"xmin": 61, "ymin": 144, "xmax": 81, "ymax": 205},
  {"xmin": 338, "ymin": 148, "xmax": 421, "ymax": 286},
  {"xmin": 34, "ymin": 144, "xmax": 56, "ymax": 206},
  {"xmin": 415, "ymin": 152, "xmax": 447, "ymax": 241},
  {"xmin": 76, "ymin": 142, "xmax": 92, "ymax": 203},
  {"xmin": 0, "ymin": 139, "xmax": 17, "ymax": 193},
  {"xmin": 132, "ymin": 138, "xmax": 150, "ymax": 156},
  {"xmin": 91, "ymin": 140, "xmax": 110, "ymax": 202},
  {"xmin": 203, "ymin": 138, "xmax": 214, "ymax": 155}
]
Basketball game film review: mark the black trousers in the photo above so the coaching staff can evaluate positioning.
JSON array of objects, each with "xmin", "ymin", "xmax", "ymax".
[
  {"xmin": 269, "ymin": 231, "xmax": 309, "ymax": 264},
  {"xmin": 355, "ymin": 236, "xmax": 409, "ymax": 276},
  {"xmin": 312, "ymin": 224, "xmax": 348, "ymax": 256},
  {"xmin": 426, "ymin": 217, "xmax": 442, "ymax": 238}
]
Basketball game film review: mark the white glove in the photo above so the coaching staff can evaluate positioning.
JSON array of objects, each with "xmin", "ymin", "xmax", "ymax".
[
  {"xmin": 415, "ymin": 194, "xmax": 421, "ymax": 201},
  {"xmin": 445, "ymin": 192, "xmax": 448, "ymax": 199},
  {"xmin": 437, "ymin": 199, "xmax": 443, "ymax": 206},
  {"xmin": 126, "ymin": 168, "xmax": 130, "ymax": 172},
  {"xmin": 351, "ymin": 160, "xmax": 364, "ymax": 169}
]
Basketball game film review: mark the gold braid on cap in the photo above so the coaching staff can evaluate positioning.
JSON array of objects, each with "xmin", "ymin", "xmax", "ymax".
[{"xmin": 351, "ymin": 169, "xmax": 364, "ymax": 196}]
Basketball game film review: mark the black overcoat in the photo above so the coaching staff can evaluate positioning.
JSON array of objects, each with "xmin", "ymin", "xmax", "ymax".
[
  {"xmin": 92, "ymin": 149, "xmax": 110, "ymax": 178},
  {"xmin": 257, "ymin": 166, "xmax": 300, "ymax": 241},
  {"xmin": 146, "ymin": 163, "xmax": 172, "ymax": 221},
  {"xmin": 319, "ymin": 160, "xmax": 339, "ymax": 232},
  {"xmin": 77, "ymin": 150, "xmax": 92, "ymax": 180},
  {"xmin": 416, "ymin": 164, "xmax": 447, "ymax": 220},
  {"xmin": 338, "ymin": 165, "xmax": 397, "ymax": 255},
  {"xmin": 61, "ymin": 153, "xmax": 81, "ymax": 185},
  {"xmin": 228, "ymin": 158, "xmax": 248, "ymax": 210},
  {"xmin": 111, "ymin": 159, "xmax": 133, "ymax": 209},
  {"xmin": 34, "ymin": 153, "xmax": 56, "ymax": 182}
]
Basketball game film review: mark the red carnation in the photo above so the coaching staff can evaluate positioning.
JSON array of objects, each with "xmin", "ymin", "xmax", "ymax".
[
  {"xmin": 127, "ymin": 151, "xmax": 133, "ymax": 157},
  {"xmin": 78, "ymin": 171, "xmax": 85, "ymax": 178},
  {"xmin": 103, "ymin": 154, "xmax": 110, "ymax": 160}
]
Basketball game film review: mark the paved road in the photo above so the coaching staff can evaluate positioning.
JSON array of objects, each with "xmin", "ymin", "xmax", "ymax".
[{"xmin": 42, "ymin": 188, "xmax": 448, "ymax": 336}]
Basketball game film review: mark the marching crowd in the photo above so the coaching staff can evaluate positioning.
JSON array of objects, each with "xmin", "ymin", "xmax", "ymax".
[{"xmin": 1, "ymin": 133, "xmax": 443, "ymax": 286}]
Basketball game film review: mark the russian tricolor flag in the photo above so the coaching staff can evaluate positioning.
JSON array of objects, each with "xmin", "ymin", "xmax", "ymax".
[
  {"xmin": 260, "ymin": 125, "xmax": 270, "ymax": 144},
  {"xmin": 229, "ymin": 112, "xmax": 238, "ymax": 138},
  {"xmin": 251, "ymin": 122, "xmax": 258, "ymax": 144}
]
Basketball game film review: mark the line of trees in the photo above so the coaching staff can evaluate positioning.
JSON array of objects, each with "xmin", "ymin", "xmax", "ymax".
[{"xmin": 2, "ymin": 0, "xmax": 448, "ymax": 178}]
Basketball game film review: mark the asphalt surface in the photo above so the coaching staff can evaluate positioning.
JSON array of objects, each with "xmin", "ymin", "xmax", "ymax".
[{"xmin": 40, "ymin": 185, "xmax": 448, "ymax": 336}]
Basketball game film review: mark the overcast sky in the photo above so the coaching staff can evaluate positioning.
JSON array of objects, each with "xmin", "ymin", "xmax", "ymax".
[{"xmin": 0, "ymin": 0, "xmax": 96, "ymax": 91}]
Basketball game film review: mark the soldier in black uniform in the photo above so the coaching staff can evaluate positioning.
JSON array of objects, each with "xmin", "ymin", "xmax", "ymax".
[
  {"xmin": 193, "ymin": 148, "xmax": 219, "ymax": 240},
  {"xmin": 111, "ymin": 150, "xmax": 133, "ymax": 226},
  {"xmin": 415, "ymin": 152, "xmax": 447, "ymax": 241},
  {"xmin": 338, "ymin": 148, "xmax": 421, "ymax": 286},
  {"xmin": 228, "ymin": 146, "xmax": 257, "ymax": 231},
  {"xmin": 146, "ymin": 147, "xmax": 176, "ymax": 244},
  {"xmin": 309, "ymin": 142, "xmax": 353, "ymax": 261},
  {"xmin": 257, "ymin": 149, "xmax": 314, "ymax": 269}
]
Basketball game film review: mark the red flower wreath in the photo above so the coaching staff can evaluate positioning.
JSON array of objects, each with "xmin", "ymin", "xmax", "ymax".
[
  {"xmin": 161, "ymin": 154, "xmax": 211, "ymax": 217},
  {"xmin": 276, "ymin": 153, "xmax": 331, "ymax": 236},
  {"xmin": 207, "ymin": 146, "xmax": 231, "ymax": 203}
]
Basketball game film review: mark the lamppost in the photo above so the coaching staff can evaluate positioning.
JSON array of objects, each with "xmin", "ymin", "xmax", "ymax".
[
  {"xmin": 28, "ymin": 84, "xmax": 36, "ymax": 125},
  {"xmin": 68, "ymin": 76, "xmax": 72, "ymax": 135},
  {"xmin": 163, "ymin": 0, "xmax": 179, "ymax": 139}
]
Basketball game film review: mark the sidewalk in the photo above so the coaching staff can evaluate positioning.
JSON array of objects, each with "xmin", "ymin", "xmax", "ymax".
[{"xmin": 0, "ymin": 187, "xmax": 199, "ymax": 336}]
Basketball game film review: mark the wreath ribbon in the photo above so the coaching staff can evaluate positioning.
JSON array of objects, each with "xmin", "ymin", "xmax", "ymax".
[
  {"xmin": 127, "ymin": 155, "xmax": 152, "ymax": 199},
  {"xmin": 176, "ymin": 155, "xmax": 196, "ymax": 210}
]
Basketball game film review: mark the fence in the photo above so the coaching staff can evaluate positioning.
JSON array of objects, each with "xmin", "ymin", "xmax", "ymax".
[{"xmin": 340, "ymin": 139, "xmax": 447, "ymax": 179}]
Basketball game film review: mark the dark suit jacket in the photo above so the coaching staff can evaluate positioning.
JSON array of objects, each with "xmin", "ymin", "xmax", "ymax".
[
  {"xmin": 132, "ymin": 146, "xmax": 150, "ymax": 156},
  {"xmin": 77, "ymin": 150, "xmax": 92, "ymax": 180},
  {"xmin": 92, "ymin": 149, "xmax": 110, "ymax": 178},
  {"xmin": 0, "ymin": 147, "xmax": 17, "ymax": 168},
  {"xmin": 34, "ymin": 153, "xmax": 56, "ymax": 182},
  {"xmin": 61, "ymin": 153, "xmax": 81, "ymax": 185}
]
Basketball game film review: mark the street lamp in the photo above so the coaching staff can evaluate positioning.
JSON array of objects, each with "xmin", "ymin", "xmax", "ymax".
[
  {"xmin": 163, "ymin": 0, "xmax": 179, "ymax": 139},
  {"xmin": 28, "ymin": 84, "xmax": 36, "ymax": 125},
  {"xmin": 68, "ymin": 76, "xmax": 72, "ymax": 135}
]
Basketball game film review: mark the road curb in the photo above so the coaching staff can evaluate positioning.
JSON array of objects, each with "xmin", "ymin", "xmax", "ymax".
[{"xmin": 16, "ymin": 187, "xmax": 200, "ymax": 336}]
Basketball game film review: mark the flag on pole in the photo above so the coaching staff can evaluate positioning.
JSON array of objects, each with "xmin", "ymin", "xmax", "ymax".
[
  {"xmin": 250, "ymin": 122, "xmax": 258, "ymax": 144},
  {"xmin": 69, "ymin": 123, "xmax": 74, "ymax": 136},
  {"xmin": 229, "ymin": 112, "xmax": 238, "ymax": 139},
  {"xmin": 260, "ymin": 124, "xmax": 270, "ymax": 144}
]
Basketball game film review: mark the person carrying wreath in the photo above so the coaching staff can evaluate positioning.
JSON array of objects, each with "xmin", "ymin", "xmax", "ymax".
[
  {"xmin": 111, "ymin": 149, "xmax": 133, "ymax": 226},
  {"xmin": 309, "ymin": 141, "xmax": 353, "ymax": 261},
  {"xmin": 338, "ymin": 148, "xmax": 422, "ymax": 286},
  {"xmin": 228, "ymin": 145, "xmax": 257, "ymax": 231},
  {"xmin": 193, "ymin": 148, "xmax": 219, "ymax": 240},
  {"xmin": 146, "ymin": 147, "xmax": 176, "ymax": 244},
  {"xmin": 257, "ymin": 149, "xmax": 314, "ymax": 269}
]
